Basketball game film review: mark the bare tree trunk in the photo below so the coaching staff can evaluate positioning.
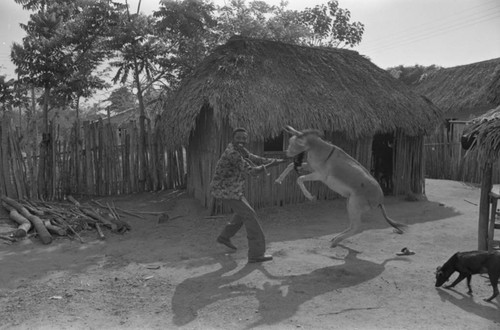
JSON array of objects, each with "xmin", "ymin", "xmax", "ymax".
[
  {"xmin": 126, "ymin": 0, "xmax": 149, "ymax": 192},
  {"xmin": 0, "ymin": 113, "xmax": 15, "ymax": 197},
  {"xmin": 38, "ymin": 85, "xmax": 52, "ymax": 199},
  {"xmin": 75, "ymin": 97, "xmax": 81, "ymax": 194}
]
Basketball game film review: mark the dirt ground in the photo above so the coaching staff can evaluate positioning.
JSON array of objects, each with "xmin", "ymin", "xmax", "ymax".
[{"xmin": 1, "ymin": 179, "xmax": 499, "ymax": 330}]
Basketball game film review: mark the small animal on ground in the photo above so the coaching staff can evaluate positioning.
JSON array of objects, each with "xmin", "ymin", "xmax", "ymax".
[
  {"xmin": 435, "ymin": 250, "xmax": 500, "ymax": 302},
  {"xmin": 277, "ymin": 126, "xmax": 406, "ymax": 247}
]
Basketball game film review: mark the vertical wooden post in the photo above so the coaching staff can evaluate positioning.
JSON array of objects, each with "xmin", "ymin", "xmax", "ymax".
[{"xmin": 479, "ymin": 163, "xmax": 492, "ymax": 251}]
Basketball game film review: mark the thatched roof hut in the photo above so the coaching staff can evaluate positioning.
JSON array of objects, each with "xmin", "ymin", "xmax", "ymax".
[
  {"xmin": 461, "ymin": 105, "xmax": 500, "ymax": 251},
  {"xmin": 464, "ymin": 105, "xmax": 500, "ymax": 163},
  {"xmin": 161, "ymin": 36, "xmax": 443, "ymax": 213},
  {"xmin": 413, "ymin": 58, "xmax": 500, "ymax": 120}
]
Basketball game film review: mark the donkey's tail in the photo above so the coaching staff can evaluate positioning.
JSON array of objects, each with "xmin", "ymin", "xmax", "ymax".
[{"xmin": 379, "ymin": 204, "xmax": 406, "ymax": 234}]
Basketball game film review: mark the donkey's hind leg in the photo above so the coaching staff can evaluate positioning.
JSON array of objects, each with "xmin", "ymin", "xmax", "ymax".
[{"xmin": 331, "ymin": 195, "xmax": 369, "ymax": 247}]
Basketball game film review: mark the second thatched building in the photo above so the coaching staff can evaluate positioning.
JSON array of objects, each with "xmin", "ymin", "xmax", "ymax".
[{"xmin": 161, "ymin": 37, "xmax": 443, "ymax": 214}]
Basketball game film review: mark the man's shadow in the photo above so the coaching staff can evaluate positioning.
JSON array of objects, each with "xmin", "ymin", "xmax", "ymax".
[
  {"xmin": 171, "ymin": 253, "xmax": 265, "ymax": 326},
  {"xmin": 436, "ymin": 286, "xmax": 500, "ymax": 323},
  {"xmin": 171, "ymin": 246, "xmax": 409, "ymax": 327}
]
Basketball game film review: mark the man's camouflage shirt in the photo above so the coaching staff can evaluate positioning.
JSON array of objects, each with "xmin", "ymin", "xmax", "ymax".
[{"xmin": 210, "ymin": 143, "xmax": 270, "ymax": 200}]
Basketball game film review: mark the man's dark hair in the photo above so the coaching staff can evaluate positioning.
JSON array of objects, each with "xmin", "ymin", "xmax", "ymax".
[{"xmin": 232, "ymin": 127, "xmax": 248, "ymax": 137}]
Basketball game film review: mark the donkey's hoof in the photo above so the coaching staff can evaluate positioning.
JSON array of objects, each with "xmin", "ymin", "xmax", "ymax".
[{"xmin": 274, "ymin": 180, "xmax": 282, "ymax": 184}]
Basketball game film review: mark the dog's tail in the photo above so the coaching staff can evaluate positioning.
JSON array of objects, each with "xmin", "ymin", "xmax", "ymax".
[{"xmin": 379, "ymin": 204, "xmax": 406, "ymax": 234}]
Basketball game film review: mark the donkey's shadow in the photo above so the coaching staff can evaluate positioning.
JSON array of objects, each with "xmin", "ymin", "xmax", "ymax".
[{"xmin": 171, "ymin": 246, "xmax": 408, "ymax": 327}]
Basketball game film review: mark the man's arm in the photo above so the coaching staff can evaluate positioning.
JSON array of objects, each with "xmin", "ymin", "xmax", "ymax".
[{"xmin": 247, "ymin": 151, "xmax": 287, "ymax": 167}]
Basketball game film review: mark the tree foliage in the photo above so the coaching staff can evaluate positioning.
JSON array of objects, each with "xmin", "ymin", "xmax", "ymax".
[
  {"xmin": 11, "ymin": 0, "xmax": 116, "ymax": 111},
  {"xmin": 153, "ymin": 0, "xmax": 218, "ymax": 88},
  {"xmin": 106, "ymin": 86, "xmax": 136, "ymax": 113}
]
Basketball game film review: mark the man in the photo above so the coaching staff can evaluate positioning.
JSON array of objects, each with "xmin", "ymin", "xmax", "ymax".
[{"xmin": 210, "ymin": 127, "xmax": 286, "ymax": 263}]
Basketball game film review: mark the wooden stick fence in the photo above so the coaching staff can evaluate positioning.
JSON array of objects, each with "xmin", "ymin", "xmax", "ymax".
[
  {"xmin": 0, "ymin": 115, "xmax": 186, "ymax": 200},
  {"xmin": 425, "ymin": 121, "xmax": 500, "ymax": 184},
  {"xmin": 53, "ymin": 119, "xmax": 186, "ymax": 198}
]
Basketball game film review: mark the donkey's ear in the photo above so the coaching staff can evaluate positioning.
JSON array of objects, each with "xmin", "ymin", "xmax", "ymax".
[{"xmin": 284, "ymin": 125, "xmax": 302, "ymax": 136}]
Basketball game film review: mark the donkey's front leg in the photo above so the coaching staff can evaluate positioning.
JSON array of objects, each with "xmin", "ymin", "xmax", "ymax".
[{"xmin": 297, "ymin": 172, "xmax": 322, "ymax": 201}]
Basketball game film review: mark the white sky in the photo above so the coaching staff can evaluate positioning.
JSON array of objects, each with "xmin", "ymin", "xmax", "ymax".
[{"xmin": 1, "ymin": 0, "xmax": 499, "ymax": 77}]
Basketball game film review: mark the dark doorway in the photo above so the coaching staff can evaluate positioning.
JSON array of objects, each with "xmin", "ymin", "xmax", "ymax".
[{"xmin": 372, "ymin": 133, "xmax": 394, "ymax": 195}]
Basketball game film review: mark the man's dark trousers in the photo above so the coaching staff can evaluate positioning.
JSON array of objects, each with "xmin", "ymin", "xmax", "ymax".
[{"xmin": 219, "ymin": 196, "xmax": 265, "ymax": 258}]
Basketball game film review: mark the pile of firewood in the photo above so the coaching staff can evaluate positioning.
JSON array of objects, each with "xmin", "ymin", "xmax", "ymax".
[{"xmin": 0, "ymin": 195, "xmax": 132, "ymax": 244}]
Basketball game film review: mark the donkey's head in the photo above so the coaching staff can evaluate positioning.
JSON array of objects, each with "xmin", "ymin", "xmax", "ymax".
[{"xmin": 284, "ymin": 125, "xmax": 323, "ymax": 157}]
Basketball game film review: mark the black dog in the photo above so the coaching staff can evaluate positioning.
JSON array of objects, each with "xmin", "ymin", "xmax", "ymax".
[{"xmin": 435, "ymin": 250, "xmax": 500, "ymax": 302}]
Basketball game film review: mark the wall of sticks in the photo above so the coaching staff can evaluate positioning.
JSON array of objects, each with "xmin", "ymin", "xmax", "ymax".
[
  {"xmin": 425, "ymin": 121, "xmax": 500, "ymax": 184},
  {"xmin": 0, "ymin": 115, "xmax": 187, "ymax": 200}
]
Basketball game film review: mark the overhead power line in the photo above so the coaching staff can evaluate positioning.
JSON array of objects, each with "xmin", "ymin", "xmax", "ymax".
[
  {"xmin": 361, "ymin": 9, "xmax": 500, "ymax": 54},
  {"xmin": 361, "ymin": 0, "xmax": 500, "ymax": 48}
]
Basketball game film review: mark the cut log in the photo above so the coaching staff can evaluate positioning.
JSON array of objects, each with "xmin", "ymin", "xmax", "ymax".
[
  {"xmin": 2, "ymin": 202, "xmax": 31, "ymax": 237},
  {"xmin": 1, "ymin": 195, "xmax": 52, "ymax": 244},
  {"xmin": 43, "ymin": 220, "xmax": 67, "ymax": 236}
]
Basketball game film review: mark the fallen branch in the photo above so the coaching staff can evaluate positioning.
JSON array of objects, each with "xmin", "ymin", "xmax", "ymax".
[
  {"xmin": 95, "ymin": 223, "xmax": 105, "ymax": 240},
  {"xmin": 92, "ymin": 200, "xmax": 147, "ymax": 220},
  {"xmin": 92, "ymin": 200, "xmax": 146, "ymax": 220},
  {"xmin": 55, "ymin": 216, "xmax": 84, "ymax": 243},
  {"xmin": 67, "ymin": 195, "xmax": 118, "ymax": 232},
  {"xmin": 0, "ymin": 235, "xmax": 16, "ymax": 243},
  {"xmin": 464, "ymin": 199, "xmax": 478, "ymax": 206},
  {"xmin": 106, "ymin": 202, "xmax": 131, "ymax": 232}
]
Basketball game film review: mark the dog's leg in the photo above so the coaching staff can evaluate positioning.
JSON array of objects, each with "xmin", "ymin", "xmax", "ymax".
[
  {"xmin": 331, "ymin": 195, "xmax": 368, "ymax": 247},
  {"xmin": 296, "ymin": 171, "xmax": 322, "ymax": 201},
  {"xmin": 445, "ymin": 273, "xmax": 467, "ymax": 289},
  {"xmin": 275, "ymin": 163, "xmax": 294, "ymax": 184},
  {"xmin": 485, "ymin": 273, "xmax": 499, "ymax": 302},
  {"xmin": 466, "ymin": 275, "xmax": 473, "ymax": 294}
]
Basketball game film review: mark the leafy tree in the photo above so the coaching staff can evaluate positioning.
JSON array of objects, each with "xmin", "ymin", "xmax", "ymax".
[
  {"xmin": 215, "ymin": 0, "xmax": 308, "ymax": 44},
  {"xmin": 0, "ymin": 76, "xmax": 17, "ymax": 112},
  {"xmin": 106, "ymin": 86, "xmax": 136, "ymax": 114},
  {"xmin": 11, "ymin": 0, "xmax": 118, "ymax": 198},
  {"xmin": 214, "ymin": 0, "xmax": 363, "ymax": 48},
  {"xmin": 299, "ymin": 0, "xmax": 364, "ymax": 48},
  {"xmin": 107, "ymin": 2, "xmax": 173, "ymax": 190},
  {"xmin": 154, "ymin": 0, "xmax": 218, "ymax": 87}
]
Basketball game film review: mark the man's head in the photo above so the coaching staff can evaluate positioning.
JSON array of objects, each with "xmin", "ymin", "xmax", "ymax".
[{"xmin": 232, "ymin": 127, "xmax": 249, "ymax": 148}]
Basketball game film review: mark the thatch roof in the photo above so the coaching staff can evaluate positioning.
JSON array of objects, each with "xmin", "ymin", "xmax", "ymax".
[
  {"xmin": 463, "ymin": 105, "xmax": 500, "ymax": 163},
  {"xmin": 161, "ymin": 36, "xmax": 442, "ymax": 146},
  {"xmin": 413, "ymin": 58, "xmax": 500, "ymax": 120}
]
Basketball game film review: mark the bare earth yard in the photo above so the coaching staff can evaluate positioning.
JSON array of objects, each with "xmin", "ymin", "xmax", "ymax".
[{"xmin": 1, "ymin": 179, "xmax": 499, "ymax": 330}]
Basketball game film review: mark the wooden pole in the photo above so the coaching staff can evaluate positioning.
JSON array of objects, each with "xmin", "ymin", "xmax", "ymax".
[{"xmin": 478, "ymin": 163, "xmax": 492, "ymax": 251}]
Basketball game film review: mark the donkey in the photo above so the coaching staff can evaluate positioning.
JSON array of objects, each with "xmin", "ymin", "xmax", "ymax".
[{"xmin": 278, "ymin": 125, "xmax": 406, "ymax": 247}]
